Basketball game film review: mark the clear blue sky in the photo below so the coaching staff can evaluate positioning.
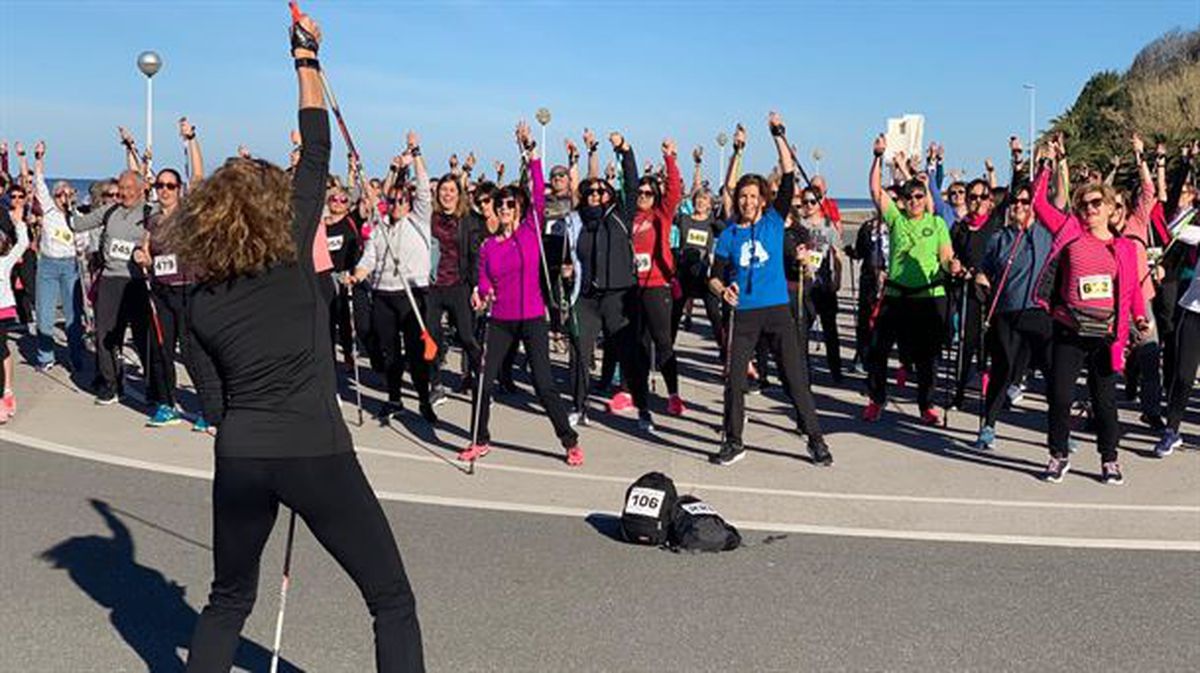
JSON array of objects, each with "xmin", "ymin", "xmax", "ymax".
[{"xmin": 2, "ymin": 0, "xmax": 1197, "ymax": 197}]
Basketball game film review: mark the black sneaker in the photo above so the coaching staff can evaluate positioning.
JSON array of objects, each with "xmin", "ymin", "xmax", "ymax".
[
  {"xmin": 1041, "ymin": 456, "xmax": 1070, "ymax": 484},
  {"xmin": 711, "ymin": 443, "xmax": 746, "ymax": 466},
  {"xmin": 808, "ymin": 440, "xmax": 833, "ymax": 467},
  {"xmin": 379, "ymin": 399, "xmax": 404, "ymax": 419},
  {"xmin": 429, "ymin": 386, "xmax": 448, "ymax": 407},
  {"xmin": 419, "ymin": 403, "xmax": 438, "ymax": 424},
  {"xmin": 1100, "ymin": 461, "xmax": 1125, "ymax": 486}
]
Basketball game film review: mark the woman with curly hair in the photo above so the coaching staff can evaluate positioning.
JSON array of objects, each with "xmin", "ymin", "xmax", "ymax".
[{"xmin": 177, "ymin": 12, "xmax": 423, "ymax": 672}]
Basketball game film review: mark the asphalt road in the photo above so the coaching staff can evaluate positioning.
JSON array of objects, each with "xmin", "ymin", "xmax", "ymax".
[{"xmin": 2, "ymin": 442, "xmax": 1197, "ymax": 672}]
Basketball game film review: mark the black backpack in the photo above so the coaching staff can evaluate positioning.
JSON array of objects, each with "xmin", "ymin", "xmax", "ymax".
[
  {"xmin": 668, "ymin": 495, "xmax": 742, "ymax": 553},
  {"xmin": 620, "ymin": 472, "xmax": 677, "ymax": 546}
]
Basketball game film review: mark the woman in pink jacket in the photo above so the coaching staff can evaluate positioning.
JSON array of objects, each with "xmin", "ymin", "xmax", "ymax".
[{"xmin": 1031, "ymin": 140, "xmax": 1151, "ymax": 486}]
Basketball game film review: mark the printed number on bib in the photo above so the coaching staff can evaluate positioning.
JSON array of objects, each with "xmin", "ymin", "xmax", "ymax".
[
  {"xmin": 327, "ymin": 235, "xmax": 345, "ymax": 252},
  {"xmin": 685, "ymin": 229, "xmax": 709, "ymax": 248},
  {"xmin": 625, "ymin": 487, "xmax": 666, "ymax": 517},
  {"xmin": 806, "ymin": 250, "xmax": 825, "ymax": 268},
  {"xmin": 154, "ymin": 254, "xmax": 178, "ymax": 277},
  {"xmin": 1078, "ymin": 274, "xmax": 1113, "ymax": 301},
  {"xmin": 108, "ymin": 238, "xmax": 136, "ymax": 262},
  {"xmin": 634, "ymin": 252, "xmax": 652, "ymax": 273},
  {"xmin": 680, "ymin": 501, "xmax": 720, "ymax": 517},
  {"xmin": 52, "ymin": 228, "xmax": 74, "ymax": 245}
]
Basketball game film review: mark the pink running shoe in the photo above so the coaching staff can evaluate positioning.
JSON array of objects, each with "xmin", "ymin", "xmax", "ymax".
[
  {"xmin": 565, "ymin": 446, "xmax": 584, "ymax": 467},
  {"xmin": 458, "ymin": 443, "xmax": 491, "ymax": 462},
  {"xmin": 666, "ymin": 394, "xmax": 686, "ymax": 417},
  {"xmin": 896, "ymin": 366, "xmax": 908, "ymax": 388},
  {"xmin": 608, "ymin": 391, "xmax": 634, "ymax": 414},
  {"xmin": 0, "ymin": 406, "xmax": 9, "ymax": 425},
  {"xmin": 862, "ymin": 401, "xmax": 882, "ymax": 422},
  {"xmin": 2, "ymin": 392, "xmax": 14, "ymax": 417},
  {"xmin": 920, "ymin": 407, "xmax": 941, "ymax": 426}
]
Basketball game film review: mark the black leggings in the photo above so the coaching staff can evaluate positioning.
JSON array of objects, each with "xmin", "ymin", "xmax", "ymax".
[
  {"xmin": 473, "ymin": 317, "xmax": 578, "ymax": 448},
  {"xmin": 867, "ymin": 295, "xmax": 945, "ymax": 410},
  {"xmin": 328, "ymin": 282, "xmax": 355, "ymax": 364},
  {"xmin": 1047, "ymin": 324, "xmax": 1119, "ymax": 461},
  {"xmin": 630, "ymin": 286, "xmax": 679, "ymax": 406},
  {"xmin": 187, "ymin": 453, "xmax": 424, "ymax": 673},
  {"xmin": 808, "ymin": 284, "xmax": 842, "ymax": 378},
  {"xmin": 1165, "ymin": 309, "xmax": 1199, "ymax": 433},
  {"xmin": 371, "ymin": 289, "xmax": 432, "ymax": 405},
  {"xmin": 669, "ymin": 282, "xmax": 725, "ymax": 359},
  {"xmin": 982, "ymin": 309, "xmax": 1052, "ymax": 427},
  {"xmin": 952, "ymin": 289, "xmax": 986, "ymax": 403},
  {"xmin": 571, "ymin": 289, "xmax": 636, "ymax": 410},
  {"xmin": 147, "ymin": 283, "xmax": 203, "ymax": 409},
  {"xmin": 425, "ymin": 285, "xmax": 479, "ymax": 385},
  {"xmin": 724, "ymin": 304, "xmax": 823, "ymax": 447}
]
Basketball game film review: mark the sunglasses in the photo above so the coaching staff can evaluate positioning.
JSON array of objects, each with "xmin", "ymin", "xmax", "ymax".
[
  {"xmin": 801, "ymin": 198, "xmax": 820, "ymax": 205},
  {"xmin": 10, "ymin": 193, "xmax": 26, "ymax": 200},
  {"xmin": 550, "ymin": 172, "xmax": 568, "ymax": 179},
  {"xmin": 497, "ymin": 197, "xmax": 518, "ymax": 210},
  {"xmin": 1012, "ymin": 198, "xmax": 1031, "ymax": 206},
  {"xmin": 328, "ymin": 195, "xmax": 349, "ymax": 204},
  {"xmin": 154, "ymin": 182, "xmax": 180, "ymax": 191},
  {"xmin": 967, "ymin": 193, "xmax": 989, "ymax": 202},
  {"xmin": 949, "ymin": 189, "xmax": 966, "ymax": 196},
  {"xmin": 906, "ymin": 193, "xmax": 927, "ymax": 201},
  {"xmin": 475, "ymin": 195, "xmax": 493, "ymax": 205},
  {"xmin": 637, "ymin": 189, "xmax": 655, "ymax": 197},
  {"xmin": 103, "ymin": 191, "xmax": 119, "ymax": 198},
  {"xmin": 583, "ymin": 187, "xmax": 604, "ymax": 196}
]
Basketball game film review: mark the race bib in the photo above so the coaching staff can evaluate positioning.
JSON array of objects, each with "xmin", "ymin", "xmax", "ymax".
[
  {"xmin": 680, "ymin": 501, "xmax": 720, "ymax": 517},
  {"xmin": 153, "ymin": 254, "xmax": 178, "ymax": 277},
  {"xmin": 107, "ymin": 238, "xmax": 136, "ymax": 262},
  {"xmin": 51, "ymin": 227, "xmax": 74, "ymax": 245},
  {"xmin": 1078, "ymin": 274, "xmax": 1113, "ymax": 301},
  {"xmin": 625, "ymin": 487, "xmax": 666, "ymax": 517},
  {"xmin": 1146, "ymin": 246, "xmax": 1164, "ymax": 265},
  {"xmin": 806, "ymin": 250, "xmax": 825, "ymax": 268},
  {"xmin": 685, "ymin": 229, "xmax": 709, "ymax": 248},
  {"xmin": 327, "ymin": 234, "xmax": 345, "ymax": 252},
  {"xmin": 634, "ymin": 252, "xmax": 652, "ymax": 273}
]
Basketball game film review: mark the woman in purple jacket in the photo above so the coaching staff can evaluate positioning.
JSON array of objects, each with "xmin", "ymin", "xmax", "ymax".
[{"xmin": 459, "ymin": 121, "xmax": 583, "ymax": 467}]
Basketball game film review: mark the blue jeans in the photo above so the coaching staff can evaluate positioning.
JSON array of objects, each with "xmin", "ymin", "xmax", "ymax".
[{"xmin": 35, "ymin": 254, "xmax": 85, "ymax": 368}]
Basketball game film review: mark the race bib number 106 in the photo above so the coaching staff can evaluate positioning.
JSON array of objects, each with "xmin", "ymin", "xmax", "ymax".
[{"xmin": 625, "ymin": 487, "xmax": 665, "ymax": 517}]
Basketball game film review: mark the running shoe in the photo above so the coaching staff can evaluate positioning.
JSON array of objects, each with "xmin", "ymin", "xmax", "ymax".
[
  {"xmin": 1154, "ymin": 430, "xmax": 1182, "ymax": 458},
  {"xmin": 1100, "ymin": 461, "xmax": 1125, "ymax": 486},
  {"xmin": 1041, "ymin": 456, "xmax": 1070, "ymax": 483},
  {"xmin": 0, "ymin": 406, "xmax": 9, "ymax": 425},
  {"xmin": 862, "ymin": 401, "xmax": 882, "ymax": 422},
  {"xmin": 608, "ymin": 391, "xmax": 634, "ymax": 414},
  {"xmin": 36, "ymin": 362, "xmax": 55, "ymax": 375},
  {"xmin": 919, "ymin": 407, "xmax": 941, "ymax": 426},
  {"xmin": 808, "ymin": 440, "xmax": 833, "ymax": 467},
  {"xmin": 192, "ymin": 415, "xmax": 212, "ymax": 433},
  {"xmin": 95, "ymin": 393, "xmax": 118, "ymax": 406},
  {"xmin": 147, "ymin": 404, "xmax": 182, "ymax": 427},
  {"xmin": 711, "ymin": 443, "xmax": 746, "ymax": 466},
  {"xmin": 1006, "ymin": 383, "xmax": 1025, "ymax": 406},
  {"xmin": 429, "ymin": 386, "xmax": 448, "ymax": 407},
  {"xmin": 666, "ymin": 394, "xmax": 686, "ymax": 417},
  {"xmin": 419, "ymin": 403, "xmax": 438, "ymax": 424},
  {"xmin": 458, "ymin": 443, "xmax": 490, "ymax": 462},
  {"xmin": 896, "ymin": 366, "xmax": 909, "ymax": 388},
  {"xmin": 975, "ymin": 425, "xmax": 996, "ymax": 451},
  {"xmin": 565, "ymin": 446, "xmax": 584, "ymax": 467},
  {"xmin": 2, "ymin": 391, "xmax": 15, "ymax": 417},
  {"xmin": 637, "ymin": 410, "xmax": 655, "ymax": 433}
]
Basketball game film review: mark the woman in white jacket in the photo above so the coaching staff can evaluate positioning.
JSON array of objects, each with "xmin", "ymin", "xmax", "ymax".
[{"xmin": 349, "ymin": 131, "xmax": 435, "ymax": 420}]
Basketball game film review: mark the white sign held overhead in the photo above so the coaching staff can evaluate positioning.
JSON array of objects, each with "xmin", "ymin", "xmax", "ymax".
[{"xmin": 884, "ymin": 114, "xmax": 925, "ymax": 162}]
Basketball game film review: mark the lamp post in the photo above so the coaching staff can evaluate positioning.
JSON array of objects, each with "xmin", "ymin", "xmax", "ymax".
[
  {"xmin": 535, "ymin": 107, "xmax": 551, "ymax": 163},
  {"xmin": 716, "ymin": 131, "xmax": 728, "ymax": 188},
  {"xmin": 137, "ymin": 51, "xmax": 162, "ymax": 174}
]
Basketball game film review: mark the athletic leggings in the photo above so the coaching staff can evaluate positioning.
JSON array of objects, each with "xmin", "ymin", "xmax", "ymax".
[
  {"xmin": 669, "ymin": 283, "xmax": 725, "ymax": 360},
  {"xmin": 329, "ymin": 282, "xmax": 355, "ymax": 365},
  {"xmin": 1165, "ymin": 309, "xmax": 1200, "ymax": 433},
  {"xmin": 147, "ymin": 283, "xmax": 202, "ymax": 409},
  {"xmin": 1047, "ymin": 323, "xmax": 1119, "ymax": 461},
  {"xmin": 630, "ymin": 286, "xmax": 679, "ymax": 406},
  {"xmin": 473, "ymin": 317, "xmax": 578, "ymax": 448},
  {"xmin": 808, "ymin": 284, "xmax": 842, "ymax": 378},
  {"xmin": 952, "ymin": 287, "xmax": 986, "ymax": 404},
  {"xmin": 571, "ymin": 289, "xmax": 636, "ymax": 411},
  {"xmin": 867, "ymin": 295, "xmax": 945, "ymax": 410},
  {"xmin": 1123, "ymin": 310, "xmax": 1162, "ymax": 417},
  {"xmin": 724, "ymin": 304, "xmax": 823, "ymax": 448},
  {"xmin": 982, "ymin": 308, "xmax": 1052, "ymax": 427},
  {"xmin": 425, "ymin": 284, "xmax": 480, "ymax": 386},
  {"xmin": 186, "ymin": 453, "xmax": 424, "ymax": 673},
  {"xmin": 371, "ymin": 288, "xmax": 432, "ymax": 406}
]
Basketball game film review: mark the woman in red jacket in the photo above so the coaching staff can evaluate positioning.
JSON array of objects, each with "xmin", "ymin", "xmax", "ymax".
[{"xmin": 623, "ymin": 135, "xmax": 683, "ymax": 432}]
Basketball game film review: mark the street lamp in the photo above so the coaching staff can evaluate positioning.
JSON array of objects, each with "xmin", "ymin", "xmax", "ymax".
[
  {"xmin": 716, "ymin": 131, "xmax": 728, "ymax": 188},
  {"xmin": 535, "ymin": 107, "xmax": 551, "ymax": 162},
  {"xmin": 137, "ymin": 50, "xmax": 162, "ymax": 174},
  {"xmin": 812, "ymin": 148, "xmax": 824, "ymax": 176}
]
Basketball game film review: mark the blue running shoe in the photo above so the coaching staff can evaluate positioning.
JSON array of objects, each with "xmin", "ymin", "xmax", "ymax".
[
  {"xmin": 147, "ymin": 404, "xmax": 182, "ymax": 427},
  {"xmin": 192, "ymin": 415, "xmax": 211, "ymax": 433},
  {"xmin": 974, "ymin": 426, "xmax": 996, "ymax": 451}
]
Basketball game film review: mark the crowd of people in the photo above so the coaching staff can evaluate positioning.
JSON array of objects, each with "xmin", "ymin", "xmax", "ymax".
[{"xmin": 1, "ymin": 7, "xmax": 1197, "ymax": 670}]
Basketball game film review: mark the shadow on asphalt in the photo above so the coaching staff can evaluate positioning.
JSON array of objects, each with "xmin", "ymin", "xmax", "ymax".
[{"xmin": 38, "ymin": 499, "xmax": 300, "ymax": 673}]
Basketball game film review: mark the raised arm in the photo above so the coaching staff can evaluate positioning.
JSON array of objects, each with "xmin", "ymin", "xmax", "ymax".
[
  {"xmin": 516, "ymin": 120, "xmax": 545, "ymax": 221},
  {"xmin": 660, "ymin": 140, "xmax": 682, "ymax": 217},
  {"xmin": 289, "ymin": 9, "xmax": 330, "ymax": 262},
  {"xmin": 118, "ymin": 127, "xmax": 143, "ymax": 175},
  {"xmin": 565, "ymin": 139, "xmax": 581, "ymax": 199},
  {"xmin": 768, "ymin": 112, "xmax": 794, "ymax": 216},
  {"xmin": 32, "ymin": 141, "xmax": 54, "ymax": 211},
  {"xmin": 1154, "ymin": 142, "xmax": 1167, "ymax": 203},
  {"xmin": 611, "ymin": 131, "xmax": 638, "ymax": 220},
  {"xmin": 723, "ymin": 124, "xmax": 746, "ymax": 217},
  {"xmin": 1032, "ymin": 147, "xmax": 1071, "ymax": 235},
  {"xmin": 583, "ymin": 129, "xmax": 600, "ymax": 181},
  {"xmin": 179, "ymin": 117, "xmax": 205, "ymax": 183},
  {"xmin": 1130, "ymin": 134, "xmax": 1156, "ymax": 229},
  {"xmin": 690, "ymin": 146, "xmax": 704, "ymax": 197},
  {"xmin": 408, "ymin": 132, "xmax": 431, "ymax": 226},
  {"xmin": 984, "ymin": 158, "xmax": 997, "ymax": 189},
  {"xmin": 869, "ymin": 134, "xmax": 894, "ymax": 215}
]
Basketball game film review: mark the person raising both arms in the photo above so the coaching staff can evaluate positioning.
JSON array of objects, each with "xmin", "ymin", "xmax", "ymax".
[
  {"xmin": 459, "ymin": 121, "xmax": 583, "ymax": 467},
  {"xmin": 176, "ymin": 12, "xmax": 424, "ymax": 670},
  {"xmin": 865, "ymin": 134, "xmax": 961, "ymax": 425},
  {"xmin": 669, "ymin": 146, "xmax": 727, "ymax": 361},
  {"xmin": 707, "ymin": 112, "xmax": 831, "ymax": 468}
]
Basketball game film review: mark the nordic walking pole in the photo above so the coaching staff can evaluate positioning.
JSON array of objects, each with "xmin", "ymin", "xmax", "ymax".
[
  {"xmin": 466, "ymin": 307, "xmax": 491, "ymax": 476},
  {"xmin": 946, "ymin": 277, "xmax": 969, "ymax": 428},
  {"xmin": 269, "ymin": 509, "xmax": 298, "ymax": 673},
  {"xmin": 343, "ymin": 278, "xmax": 364, "ymax": 426}
]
